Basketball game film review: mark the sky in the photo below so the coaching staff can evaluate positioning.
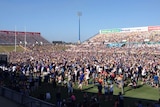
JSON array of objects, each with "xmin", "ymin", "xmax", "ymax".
[{"xmin": 0, "ymin": 0, "xmax": 160, "ymax": 43}]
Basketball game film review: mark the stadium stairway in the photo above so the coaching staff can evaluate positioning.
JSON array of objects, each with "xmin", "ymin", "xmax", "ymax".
[{"xmin": 19, "ymin": 45, "xmax": 31, "ymax": 52}]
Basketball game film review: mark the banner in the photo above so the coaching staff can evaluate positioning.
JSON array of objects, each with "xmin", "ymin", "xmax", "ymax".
[
  {"xmin": 100, "ymin": 29, "xmax": 120, "ymax": 34},
  {"xmin": 148, "ymin": 26, "xmax": 160, "ymax": 31},
  {"xmin": 100, "ymin": 26, "xmax": 148, "ymax": 34},
  {"xmin": 0, "ymin": 30, "xmax": 41, "ymax": 36},
  {"xmin": 121, "ymin": 27, "xmax": 148, "ymax": 32},
  {"xmin": 120, "ymin": 28, "xmax": 130, "ymax": 32}
]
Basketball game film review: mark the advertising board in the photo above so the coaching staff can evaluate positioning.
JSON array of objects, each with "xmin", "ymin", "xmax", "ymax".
[
  {"xmin": 148, "ymin": 26, "xmax": 160, "ymax": 31},
  {"xmin": 120, "ymin": 27, "xmax": 148, "ymax": 32},
  {"xmin": 100, "ymin": 29, "xmax": 120, "ymax": 34},
  {"xmin": 0, "ymin": 30, "xmax": 40, "ymax": 36}
]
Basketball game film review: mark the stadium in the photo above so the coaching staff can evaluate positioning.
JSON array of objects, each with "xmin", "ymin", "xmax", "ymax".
[{"xmin": 0, "ymin": 25, "xmax": 160, "ymax": 107}]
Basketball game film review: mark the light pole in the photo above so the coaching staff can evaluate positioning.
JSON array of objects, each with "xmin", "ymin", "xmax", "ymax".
[
  {"xmin": 24, "ymin": 26, "xmax": 26, "ymax": 51},
  {"xmin": 77, "ymin": 11, "xmax": 82, "ymax": 43},
  {"xmin": 14, "ymin": 26, "xmax": 17, "ymax": 52}
]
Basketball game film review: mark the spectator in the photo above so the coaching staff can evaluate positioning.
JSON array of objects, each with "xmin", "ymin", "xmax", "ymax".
[
  {"xmin": 56, "ymin": 89, "xmax": 61, "ymax": 107},
  {"xmin": 153, "ymin": 73, "xmax": 159, "ymax": 88},
  {"xmin": 97, "ymin": 82, "xmax": 102, "ymax": 100},
  {"xmin": 109, "ymin": 82, "xmax": 114, "ymax": 101},
  {"xmin": 118, "ymin": 92, "xmax": 124, "ymax": 107},
  {"xmin": 45, "ymin": 92, "xmax": 51, "ymax": 101},
  {"xmin": 67, "ymin": 80, "xmax": 73, "ymax": 95},
  {"xmin": 137, "ymin": 100, "xmax": 143, "ymax": 107},
  {"xmin": 104, "ymin": 82, "xmax": 109, "ymax": 101},
  {"xmin": 154, "ymin": 98, "xmax": 160, "ymax": 107},
  {"xmin": 114, "ymin": 98, "xmax": 119, "ymax": 107}
]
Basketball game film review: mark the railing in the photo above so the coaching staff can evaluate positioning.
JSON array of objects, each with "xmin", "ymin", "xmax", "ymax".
[{"xmin": 0, "ymin": 86, "xmax": 56, "ymax": 107}]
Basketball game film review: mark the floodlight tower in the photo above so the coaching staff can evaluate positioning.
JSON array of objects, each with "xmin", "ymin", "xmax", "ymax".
[
  {"xmin": 77, "ymin": 11, "xmax": 82, "ymax": 44},
  {"xmin": 24, "ymin": 26, "xmax": 26, "ymax": 51},
  {"xmin": 14, "ymin": 26, "xmax": 17, "ymax": 52}
]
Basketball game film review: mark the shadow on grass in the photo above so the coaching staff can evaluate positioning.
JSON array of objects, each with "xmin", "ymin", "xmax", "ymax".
[
  {"xmin": 124, "ymin": 84, "xmax": 144, "ymax": 93},
  {"xmin": 82, "ymin": 86, "xmax": 95, "ymax": 91},
  {"xmin": 30, "ymin": 83, "xmax": 160, "ymax": 107}
]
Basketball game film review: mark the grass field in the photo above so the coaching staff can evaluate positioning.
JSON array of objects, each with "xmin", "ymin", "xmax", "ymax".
[
  {"xmin": 0, "ymin": 45, "xmax": 24, "ymax": 53},
  {"xmin": 30, "ymin": 82, "xmax": 160, "ymax": 107}
]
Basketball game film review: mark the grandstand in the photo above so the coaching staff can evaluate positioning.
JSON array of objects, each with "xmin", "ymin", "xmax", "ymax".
[
  {"xmin": 82, "ymin": 26, "xmax": 160, "ymax": 48},
  {"xmin": 0, "ymin": 30, "xmax": 50, "ymax": 45},
  {"xmin": 65, "ymin": 26, "xmax": 160, "ymax": 53}
]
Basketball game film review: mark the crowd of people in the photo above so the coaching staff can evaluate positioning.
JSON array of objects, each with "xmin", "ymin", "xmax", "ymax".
[
  {"xmin": 0, "ymin": 30, "xmax": 160, "ymax": 107},
  {"xmin": 87, "ymin": 31, "xmax": 160, "ymax": 44}
]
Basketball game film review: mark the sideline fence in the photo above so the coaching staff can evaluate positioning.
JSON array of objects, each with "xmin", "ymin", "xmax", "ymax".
[{"xmin": 0, "ymin": 86, "xmax": 56, "ymax": 107}]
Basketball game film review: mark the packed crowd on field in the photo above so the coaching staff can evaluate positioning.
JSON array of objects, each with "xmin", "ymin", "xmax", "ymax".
[{"xmin": 0, "ymin": 30, "xmax": 160, "ymax": 107}]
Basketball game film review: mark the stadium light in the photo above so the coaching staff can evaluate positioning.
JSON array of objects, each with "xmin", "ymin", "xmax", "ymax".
[
  {"xmin": 14, "ymin": 26, "xmax": 17, "ymax": 52},
  {"xmin": 24, "ymin": 26, "xmax": 26, "ymax": 51},
  {"xmin": 77, "ymin": 11, "xmax": 82, "ymax": 43}
]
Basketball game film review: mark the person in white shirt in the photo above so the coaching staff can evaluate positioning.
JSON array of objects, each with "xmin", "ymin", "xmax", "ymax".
[
  {"xmin": 74, "ymin": 68, "xmax": 78, "ymax": 82},
  {"xmin": 141, "ymin": 67, "xmax": 146, "ymax": 83},
  {"xmin": 84, "ymin": 68, "xmax": 90, "ymax": 86}
]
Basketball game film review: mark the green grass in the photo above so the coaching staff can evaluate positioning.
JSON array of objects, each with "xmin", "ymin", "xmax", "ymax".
[
  {"xmin": 0, "ymin": 45, "xmax": 24, "ymax": 53},
  {"xmin": 30, "ymin": 82, "xmax": 160, "ymax": 107},
  {"xmin": 123, "ymin": 85, "xmax": 159, "ymax": 100}
]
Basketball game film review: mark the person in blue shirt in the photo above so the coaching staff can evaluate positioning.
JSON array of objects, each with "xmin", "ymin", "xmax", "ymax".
[
  {"xmin": 153, "ymin": 73, "xmax": 159, "ymax": 88},
  {"xmin": 78, "ymin": 71, "xmax": 84, "ymax": 91}
]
